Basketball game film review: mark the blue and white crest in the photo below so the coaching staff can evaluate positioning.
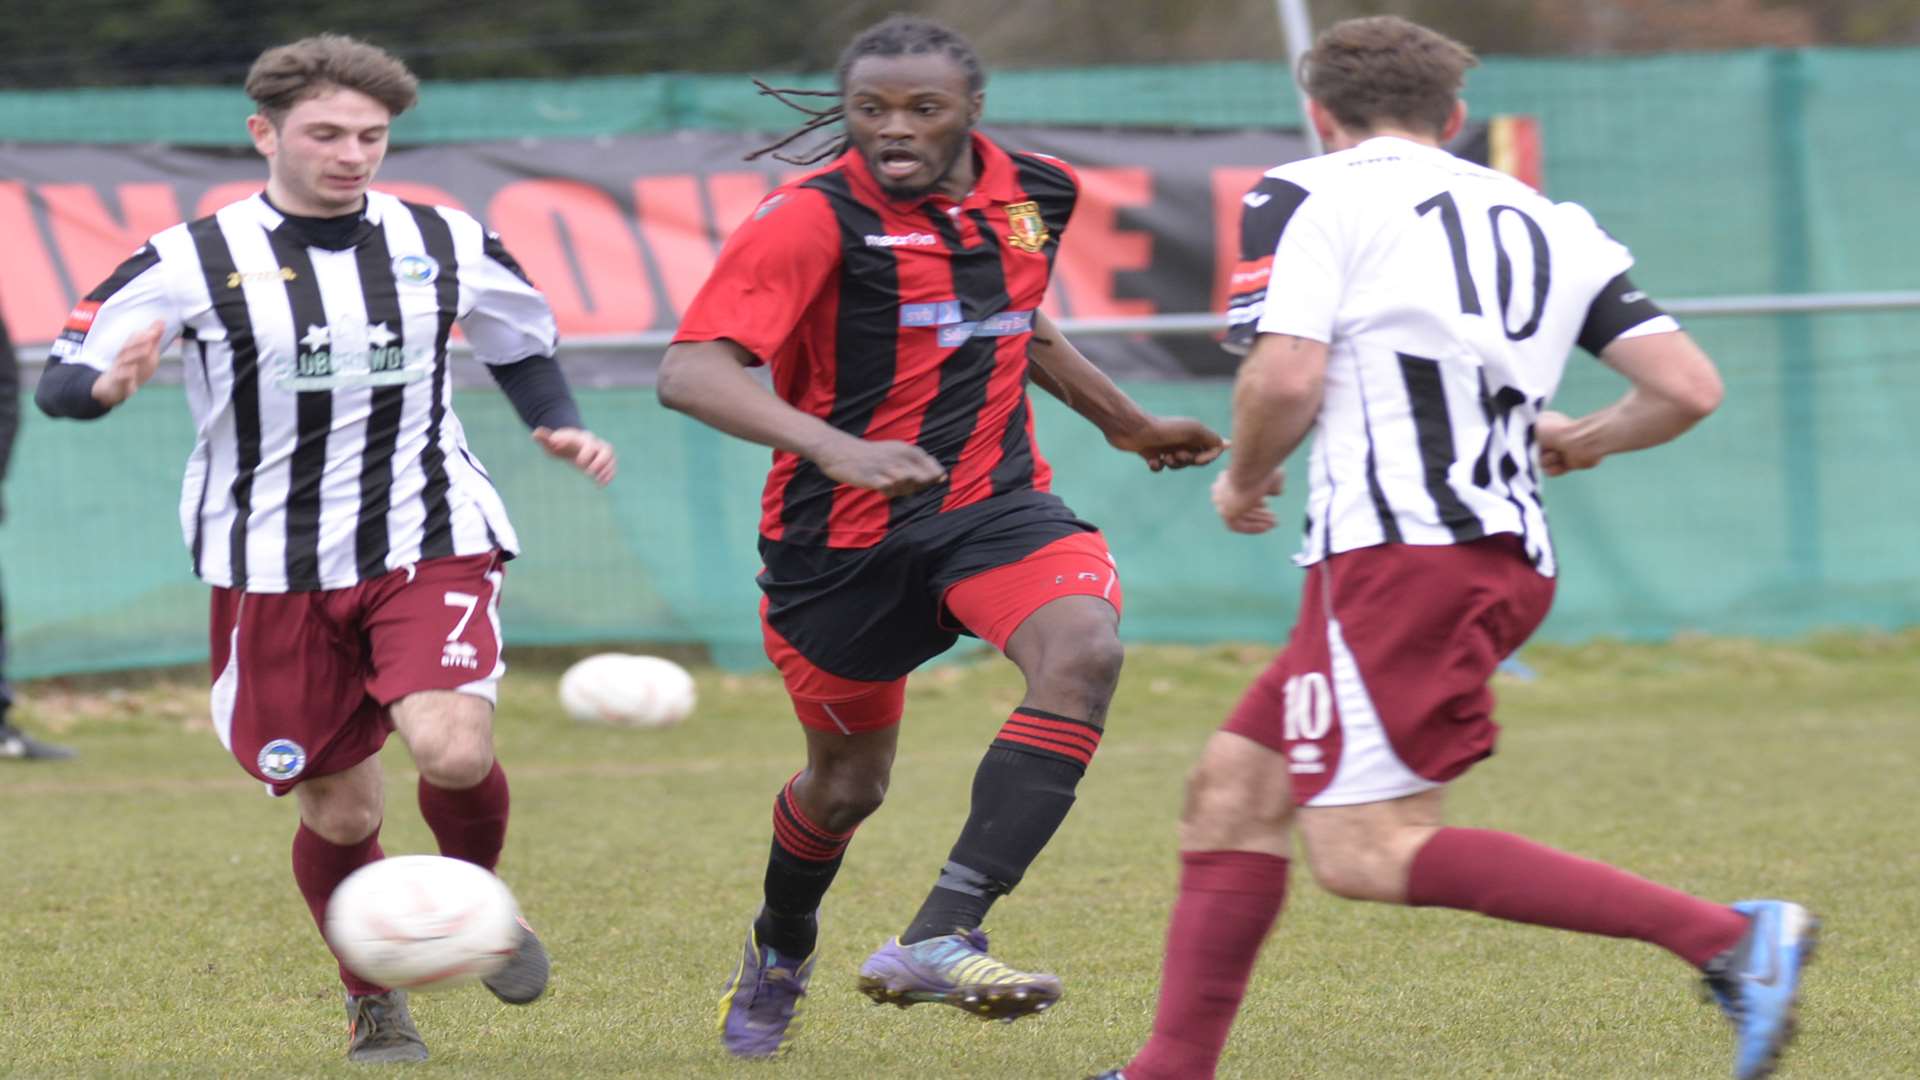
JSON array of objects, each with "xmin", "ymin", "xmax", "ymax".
[
  {"xmin": 257, "ymin": 738, "xmax": 308, "ymax": 781},
  {"xmin": 392, "ymin": 254, "xmax": 440, "ymax": 286}
]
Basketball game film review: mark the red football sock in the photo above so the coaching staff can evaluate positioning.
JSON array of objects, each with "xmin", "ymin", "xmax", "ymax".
[
  {"xmin": 418, "ymin": 759, "xmax": 511, "ymax": 871},
  {"xmin": 292, "ymin": 823, "xmax": 387, "ymax": 997},
  {"xmin": 1126, "ymin": 850, "xmax": 1291, "ymax": 1080},
  {"xmin": 1405, "ymin": 827, "xmax": 1750, "ymax": 968}
]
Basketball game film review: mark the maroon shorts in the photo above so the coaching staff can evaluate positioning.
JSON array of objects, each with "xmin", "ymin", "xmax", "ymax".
[
  {"xmin": 1222, "ymin": 536, "xmax": 1552, "ymax": 807},
  {"xmin": 209, "ymin": 551, "xmax": 507, "ymax": 795},
  {"xmin": 761, "ymin": 531, "xmax": 1123, "ymax": 734}
]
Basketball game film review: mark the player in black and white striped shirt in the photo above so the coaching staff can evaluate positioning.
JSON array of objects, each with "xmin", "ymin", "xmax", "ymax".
[
  {"xmin": 1100, "ymin": 18, "xmax": 1814, "ymax": 1080},
  {"xmin": 36, "ymin": 35, "xmax": 614, "ymax": 1064}
]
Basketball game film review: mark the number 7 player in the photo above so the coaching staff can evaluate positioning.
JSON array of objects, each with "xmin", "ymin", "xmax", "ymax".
[
  {"xmin": 1094, "ymin": 16, "xmax": 1815, "ymax": 1080},
  {"xmin": 35, "ymin": 35, "xmax": 615, "ymax": 1064}
]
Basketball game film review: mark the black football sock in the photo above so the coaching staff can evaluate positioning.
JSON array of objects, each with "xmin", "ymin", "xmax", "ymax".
[
  {"xmin": 752, "ymin": 774, "xmax": 854, "ymax": 959},
  {"xmin": 901, "ymin": 708, "xmax": 1102, "ymax": 945}
]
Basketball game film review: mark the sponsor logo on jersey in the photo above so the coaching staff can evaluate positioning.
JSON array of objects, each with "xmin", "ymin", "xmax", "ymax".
[
  {"xmin": 1005, "ymin": 200, "xmax": 1049, "ymax": 253},
  {"xmin": 257, "ymin": 738, "xmax": 308, "ymax": 781},
  {"xmin": 224, "ymin": 267, "xmax": 297, "ymax": 289},
  {"xmin": 441, "ymin": 641, "xmax": 480, "ymax": 670},
  {"xmin": 899, "ymin": 300, "xmax": 965, "ymax": 327},
  {"xmin": 863, "ymin": 232, "xmax": 938, "ymax": 248},
  {"xmin": 933, "ymin": 309, "xmax": 1035, "ymax": 348},
  {"xmin": 1243, "ymin": 192, "xmax": 1273, "ymax": 208},
  {"xmin": 392, "ymin": 254, "xmax": 440, "ymax": 285},
  {"xmin": 279, "ymin": 321, "xmax": 428, "ymax": 391}
]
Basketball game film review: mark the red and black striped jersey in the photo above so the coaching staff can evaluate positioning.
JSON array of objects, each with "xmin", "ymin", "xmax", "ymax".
[{"xmin": 674, "ymin": 132, "xmax": 1078, "ymax": 549}]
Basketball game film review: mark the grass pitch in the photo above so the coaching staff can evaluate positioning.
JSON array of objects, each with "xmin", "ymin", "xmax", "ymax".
[{"xmin": 3, "ymin": 634, "xmax": 1916, "ymax": 1078}]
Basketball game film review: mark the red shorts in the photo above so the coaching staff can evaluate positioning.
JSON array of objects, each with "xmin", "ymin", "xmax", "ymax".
[
  {"xmin": 209, "ymin": 551, "xmax": 507, "ymax": 795},
  {"xmin": 1222, "ymin": 536, "xmax": 1552, "ymax": 807},
  {"xmin": 761, "ymin": 531, "xmax": 1123, "ymax": 734}
]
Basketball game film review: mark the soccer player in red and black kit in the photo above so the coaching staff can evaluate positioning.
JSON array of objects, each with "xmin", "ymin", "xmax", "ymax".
[
  {"xmin": 36, "ymin": 36, "xmax": 614, "ymax": 1064},
  {"xmin": 661, "ymin": 15, "xmax": 1225, "ymax": 1059}
]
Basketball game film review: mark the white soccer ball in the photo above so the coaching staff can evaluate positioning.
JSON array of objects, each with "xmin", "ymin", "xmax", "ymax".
[
  {"xmin": 325, "ymin": 855, "xmax": 521, "ymax": 992},
  {"xmin": 557, "ymin": 653, "xmax": 697, "ymax": 729}
]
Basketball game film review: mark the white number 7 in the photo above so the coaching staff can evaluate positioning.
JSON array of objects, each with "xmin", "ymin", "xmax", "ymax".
[{"xmin": 443, "ymin": 591, "xmax": 480, "ymax": 642}]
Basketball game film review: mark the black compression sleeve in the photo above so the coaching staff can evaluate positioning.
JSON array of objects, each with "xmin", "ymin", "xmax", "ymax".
[
  {"xmin": 1578, "ymin": 272, "xmax": 1670, "ymax": 356},
  {"xmin": 33, "ymin": 362, "xmax": 110, "ymax": 420},
  {"xmin": 487, "ymin": 354, "xmax": 584, "ymax": 431}
]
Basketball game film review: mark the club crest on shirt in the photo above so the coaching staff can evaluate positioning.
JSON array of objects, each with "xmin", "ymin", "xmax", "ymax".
[
  {"xmin": 257, "ymin": 738, "xmax": 308, "ymax": 781},
  {"xmin": 1005, "ymin": 201, "xmax": 1049, "ymax": 253},
  {"xmin": 392, "ymin": 253, "xmax": 440, "ymax": 285}
]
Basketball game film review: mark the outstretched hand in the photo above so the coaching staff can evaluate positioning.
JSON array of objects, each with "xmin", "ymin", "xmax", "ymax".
[
  {"xmin": 532, "ymin": 427, "xmax": 617, "ymax": 486},
  {"xmin": 1108, "ymin": 416, "xmax": 1228, "ymax": 472},
  {"xmin": 1211, "ymin": 466, "xmax": 1285, "ymax": 534},
  {"xmin": 92, "ymin": 319, "xmax": 166, "ymax": 408}
]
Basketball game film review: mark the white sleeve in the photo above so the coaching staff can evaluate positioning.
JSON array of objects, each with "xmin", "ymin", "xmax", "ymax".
[
  {"xmin": 51, "ymin": 243, "xmax": 184, "ymax": 371},
  {"xmin": 1254, "ymin": 190, "xmax": 1344, "ymax": 345},
  {"xmin": 457, "ymin": 223, "xmax": 560, "ymax": 366}
]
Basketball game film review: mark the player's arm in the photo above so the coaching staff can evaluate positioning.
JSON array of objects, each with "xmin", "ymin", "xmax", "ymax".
[
  {"xmin": 458, "ymin": 225, "xmax": 615, "ymax": 485},
  {"xmin": 1026, "ymin": 310, "xmax": 1224, "ymax": 471},
  {"xmin": 1536, "ymin": 273, "xmax": 1722, "ymax": 475},
  {"xmin": 658, "ymin": 339, "xmax": 946, "ymax": 498},
  {"xmin": 36, "ymin": 243, "xmax": 178, "ymax": 420},
  {"xmin": 660, "ymin": 187, "xmax": 944, "ymax": 498},
  {"xmin": 1211, "ymin": 332, "xmax": 1327, "ymax": 534}
]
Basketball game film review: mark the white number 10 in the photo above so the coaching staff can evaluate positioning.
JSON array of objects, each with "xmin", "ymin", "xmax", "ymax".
[{"xmin": 1283, "ymin": 672, "xmax": 1332, "ymax": 741}]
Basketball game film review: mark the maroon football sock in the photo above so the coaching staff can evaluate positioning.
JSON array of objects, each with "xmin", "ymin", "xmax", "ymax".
[
  {"xmin": 1405, "ymin": 827, "xmax": 1750, "ymax": 968},
  {"xmin": 1126, "ymin": 850, "xmax": 1291, "ymax": 1080},
  {"xmin": 418, "ymin": 759, "xmax": 511, "ymax": 871},
  {"xmin": 292, "ymin": 823, "xmax": 387, "ymax": 997}
]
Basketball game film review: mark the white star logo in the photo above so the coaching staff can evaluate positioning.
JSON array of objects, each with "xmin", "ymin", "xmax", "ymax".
[
  {"xmin": 300, "ymin": 324, "xmax": 332, "ymax": 350},
  {"xmin": 366, "ymin": 322, "xmax": 397, "ymax": 348}
]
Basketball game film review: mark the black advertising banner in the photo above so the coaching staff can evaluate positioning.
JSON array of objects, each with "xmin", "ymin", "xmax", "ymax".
[{"xmin": 0, "ymin": 122, "xmax": 1518, "ymax": 378}]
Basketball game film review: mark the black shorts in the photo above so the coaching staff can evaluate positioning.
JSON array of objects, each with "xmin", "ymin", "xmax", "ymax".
[{"xmin": 758, "ymin": 489, "xmax": 1096, "ymax": 682}]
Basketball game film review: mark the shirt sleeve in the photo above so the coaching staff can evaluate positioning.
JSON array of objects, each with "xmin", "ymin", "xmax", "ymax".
[
  {"xmin": 1253, "ymin": 184, "xmax": 1344, "ymax": 345},
  {"xmin": 1223, "ymin": 175, "xmax": 1312, "ymax": 356},
  {"xmin": 1558, "ymin": 204, "xmax": 1682, "ymax": 355},
  {"xmin": 459, "ymin": 228, "xmax": 561, "ymax": 367},
  {"xmin": 671, "ymin": 185, "xmax": 842, "ymax": 366},
  {"xmin": 51, "ymin": 243, "xmax": 181, "ymax": 372}
]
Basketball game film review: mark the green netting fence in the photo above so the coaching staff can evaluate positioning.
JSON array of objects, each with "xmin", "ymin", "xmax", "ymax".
[{"xmin": 1, "ymin": 49, "xmax": 1915, "ymax": 677}]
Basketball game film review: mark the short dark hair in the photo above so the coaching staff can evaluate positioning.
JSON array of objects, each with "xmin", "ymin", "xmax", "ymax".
[
  {"xmin": 244, "ymin": 34, "xmax": 420, "ymax": 126},
  {"xmin": 835, "ymin": 15, "xmax": 984, "ymax": 95},
  {"xmin": 1301, "ymin": 16, "xmax": 1477, "ymax": 136}
]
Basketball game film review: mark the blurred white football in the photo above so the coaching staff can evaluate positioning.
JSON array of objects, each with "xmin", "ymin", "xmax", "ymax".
[
  {"xmin": 558, "ymin": 653, "xmax": 697, "ymax": 729},
  {"xmin": 324, "ymin": 855, "xmax": 520, "ymax": 992}
]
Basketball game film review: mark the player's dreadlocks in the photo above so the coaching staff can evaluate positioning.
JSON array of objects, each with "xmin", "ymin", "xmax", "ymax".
[{"xmin": 747, "ymin": 15, "xmax": 985, "ymax": 165}]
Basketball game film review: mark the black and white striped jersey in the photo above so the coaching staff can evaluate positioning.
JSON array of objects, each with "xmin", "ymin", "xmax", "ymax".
[
  {"xmin": 49, "ymin": 191, "xmax": 558, "ymax": 592},
  {"xmin": 1223, "ymin": 136, "xmax": 1678, "ymax": 576}
]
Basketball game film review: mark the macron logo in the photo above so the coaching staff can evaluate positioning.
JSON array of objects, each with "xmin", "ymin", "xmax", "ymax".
[{"xmin": 864, "ymin": 232, "xmax": 939, "ymax": 248}]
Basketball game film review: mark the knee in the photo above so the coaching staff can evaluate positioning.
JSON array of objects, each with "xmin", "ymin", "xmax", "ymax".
[
  {"xmin": 1032, "ymin": 630, "xmax": 1125, "ymax": 709},
  {"xmin": 306, "ymin": 796, "xmax": 382, "ymax": 845},
  {"xmin": 810, "ymin": 767, "xmax": 889, "ymax": 831},
  {"xmin": 1302, "ymin": 846, "xmax": 1399, "ymax": 903},
  {"xmin": 411, "ymin": 730, "xmax": 495, "ymax": 789},
  {"xmin": 1178, "ymin": 757, "xmax": 1291, "ymax": 850}
]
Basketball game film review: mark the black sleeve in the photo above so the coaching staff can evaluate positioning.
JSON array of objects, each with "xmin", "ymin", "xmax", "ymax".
[
  {"xmin": 1578, "ymin": 272, "xmax": 1670, "ymax": 356},
  {"xmin": 33, "ymin": 361, "xmax": 110, "ymax": 421},
  {"xmin": 486, "ymin": 354, "xmax": 583, "ymax": 431},
  {"xmin": 0, "ymin": 317, "xmax": 19, "ymax": 485}
]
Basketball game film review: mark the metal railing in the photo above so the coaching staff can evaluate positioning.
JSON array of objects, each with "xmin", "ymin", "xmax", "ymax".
[{"xmin": 18, "ymin": 289, "xmax": 1920, "ymax": 363}]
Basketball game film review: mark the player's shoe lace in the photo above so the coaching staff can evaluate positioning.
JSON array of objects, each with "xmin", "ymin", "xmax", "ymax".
[
  {"xmin": 717, "ymin": 926, "xmax": 815, "ymax": 1058},
  {"xmin": 1701, "ymin": 899, "xmax": 1819, "ymax": 1080},
  {"xmin": 345, "ymin": 989, "xmax": 429, "ymax": 1063},
  {"xmin": 856, "ymin": 927, "xmax": 1062, "ymax": 1021},
  {"xmin": 481, "ymin": 917, "xmax": 550, "ymax": 1005}
]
